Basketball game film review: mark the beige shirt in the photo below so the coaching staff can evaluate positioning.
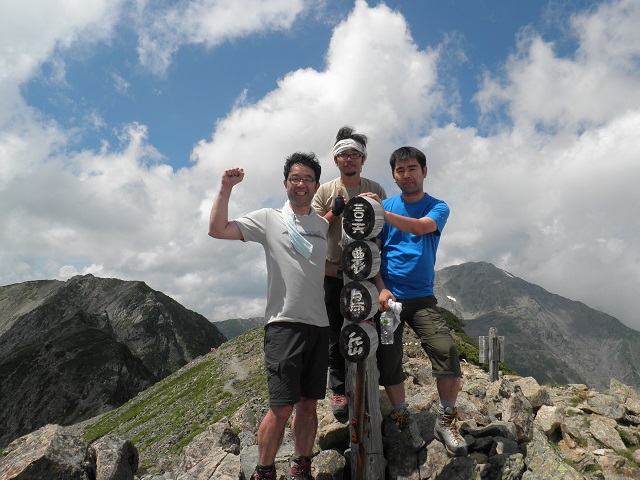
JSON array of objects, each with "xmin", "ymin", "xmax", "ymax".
[{"xmin": 312, "ymin": 177, "xmax": 386, "ymax": 264}]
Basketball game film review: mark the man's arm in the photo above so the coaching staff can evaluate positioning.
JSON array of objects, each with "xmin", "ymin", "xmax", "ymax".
[
  {"xmin": 373, "ymin": 238, "xmax": 395, "ymax": 311},
  {"xmin": 359, "ymin": 192, "xmax": 437, "ymax": 236},
  {"xmin": 373, "ymin": 271, "xmax": 395, "ymax": 312},
  {"xmin": 383, "ymin": 210, "xmax": 437, "ymax": 236},
  {"xmin": 208, "ymin": 168, "xmax": 245, "ymax": 240}
]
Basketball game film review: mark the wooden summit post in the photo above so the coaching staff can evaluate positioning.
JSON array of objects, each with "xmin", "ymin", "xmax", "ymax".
[
  {"xmin": 338, "ymin": 196, "xmax": 385, "ymax": 480},
  {"xmin": 479, "ymin": 327, "xmax": 505, "ymax": 382}
]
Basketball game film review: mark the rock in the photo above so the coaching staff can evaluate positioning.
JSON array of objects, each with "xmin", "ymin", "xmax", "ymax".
[
  {"xmin": 534, "ymin": 405, "xmax": 564, "ymax": 437},
  {"xmin": 625, "ymin": 396, "xmax": 640, "ymax": 415},
  {"xmin": 317, "ymin": 417, "xmax": 350, "ymax": 452},
  {"xmin": 0, "ymin": 424, "xmax": 140, "ymax": 480},
  {"xmin": 487, "ymin": 453, "xmax": 526, "ymax": 480},
  {"xmin": 503, "ymin": 390, "xmax": 534, "ymax": 442},
  {"xmin": 471, "ymin": 435, "xmax": 494, "ymax": 453},
  {"xmin": 561, "ymin": 415, "xmax": 591, "ymax": 449},
  {"xmin": 521, "ymin": 426, "xmax": 583, "ymax": 479},
  {"xmin": 422, "ymin": 440, "xmax": 475, "ymax": 479},
  {"xmin": 513, "ymin": 377, "xmax": 551, "ymax": 409},
  {"xmin": 568, "ymin": 383, "xmax": 589, "ymax": 392},
  {"xmin": 588, "ymin": 415, "xmax": 626, "ymax": 452},
  {"xmin": 594, "ymin": 451, "xmax": 625, "ymax": 470},
  {"xmin": 462, "ymin": 421, "xmax": 518, "ymax": 441},
  {"xmin": 310, "ymin": 449, "xmax": 346, "ymax": 479},
  {"xmin": 0, "ymin": 424, "xmax": 90, "ymax": 480},
  {"xmin": 175, "ymin": 419, "xmax": 241, "ymax": 479},
  {"xmin": 490, "ymin": 436, "xmax": 519, "ymax": 455},
  {"xmin": 93, "ymin": 434, "xmax": 138, "ymax": 480},
  {"xmin": 582, "ymin": 392, "xmax": 626, "ymax": 420},
  {"xmin": 610, "ymin": 378, "xmax": 633, "ymax": 402},
  {"xmin": 618, "ymin": 425, "xmax": 640, "ymax": 446}
]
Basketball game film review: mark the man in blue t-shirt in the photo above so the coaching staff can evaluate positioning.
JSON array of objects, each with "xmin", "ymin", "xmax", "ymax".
[{"xmin": 363, "ymin": 146, "xmax": 467, "ymax": 457}]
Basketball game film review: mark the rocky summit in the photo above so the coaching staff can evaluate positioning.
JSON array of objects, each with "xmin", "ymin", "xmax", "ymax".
[{"xmin": 1, "ymin": 326, "xmax": 639, "ymax": 479}]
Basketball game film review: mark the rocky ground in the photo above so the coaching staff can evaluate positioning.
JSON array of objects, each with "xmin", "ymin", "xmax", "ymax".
[{"xmin": 1, "ymin": 327, "xmax": 639, "ymax": 479}]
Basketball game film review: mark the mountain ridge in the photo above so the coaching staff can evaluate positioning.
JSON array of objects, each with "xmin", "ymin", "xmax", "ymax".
[
  {"xmin": 5, "ymin": 324, "xmax": 639, "ymax": 479},
  {"xmin": 2, "ymin": 267, "xmax": 640, "ymax": 478},
  {"xmin": 0, "ymin": 274, "xmax": 226, "ymax": 449},
  {"xmin": 434, "ymin": 261, "xmax": 640, "ymax": 390}
]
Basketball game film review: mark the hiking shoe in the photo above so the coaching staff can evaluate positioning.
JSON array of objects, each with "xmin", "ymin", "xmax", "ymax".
[
  {"xmin": 289, "ymin": 456, "xmax": 312, "ymax": 480},
  {"xmin": 390, "ymin": 407, "xmax": 426, "ymax": 451},
  {"xmin": 331, "ymin": 393, "xmax": 349, "ymax": 423},
  {"xmin": 434, "ymin": 407, "xmax": 468, "ymax": 456},
  {"xmin": 251, "ymin": 464, "xmax": 276, "ymax": 479}
]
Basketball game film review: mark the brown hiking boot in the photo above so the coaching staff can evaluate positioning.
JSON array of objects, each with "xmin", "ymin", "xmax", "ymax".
[{"xmin": 390, "ymin": 407, "xmax": 426, "ymax": 452}]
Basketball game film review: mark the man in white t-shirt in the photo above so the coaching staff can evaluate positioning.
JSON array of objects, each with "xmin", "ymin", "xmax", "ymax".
[{"xmin": 209, "ymin": 152, "xmax": 329, "ymax": 480}]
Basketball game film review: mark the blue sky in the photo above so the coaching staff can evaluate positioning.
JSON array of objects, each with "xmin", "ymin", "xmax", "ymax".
[
  {"xmin": 2, "ymin": 0, "xmax": 640, "ymax": 332},
  {"xmin": 22, "ymin": 0, "xmax": 583, "ymax": 167}
]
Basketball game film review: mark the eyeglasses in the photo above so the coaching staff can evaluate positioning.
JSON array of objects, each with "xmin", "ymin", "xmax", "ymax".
[
  {"xmin": 288, "ymin": 176, "xmax": 316, "ymax": 184},
  {"xmin": 336, "ymin": 152, "xmax": 363, "ymax": 160}
]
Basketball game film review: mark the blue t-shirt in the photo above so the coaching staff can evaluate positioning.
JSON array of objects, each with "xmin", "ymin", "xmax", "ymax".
[{"xmin": 379, "ymin": 193, "xmax": 449, "ymax": 299}]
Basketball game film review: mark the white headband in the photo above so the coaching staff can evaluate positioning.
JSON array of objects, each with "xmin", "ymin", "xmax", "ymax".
[{"xmin": 333, "ymin": 139, "xmax": 367, "ymax": 158}]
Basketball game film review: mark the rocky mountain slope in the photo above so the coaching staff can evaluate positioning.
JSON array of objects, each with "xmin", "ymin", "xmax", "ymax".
[
  {"xmin": 2, "ymin": 325, "xmax": 639, "ymax": 479},
  {"xmin": 214, "ymin": 316, "xmax": 263, "ymax": 340},
  {"xmin": 0, "ymin": 275, "xmax": 226, "ymax": 449},
  {"xmin": 434, "ymin": 262, "xmax": 640, "ymax": 390}
]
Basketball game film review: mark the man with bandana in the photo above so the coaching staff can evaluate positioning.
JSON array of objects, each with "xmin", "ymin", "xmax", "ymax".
[
  {"xmin": 209, "ymin": 152, "xmax": 329, "ymax": 480},
  {"xmin": 312, "ymin": 126, "xmax": 386, "ymax": 422}
]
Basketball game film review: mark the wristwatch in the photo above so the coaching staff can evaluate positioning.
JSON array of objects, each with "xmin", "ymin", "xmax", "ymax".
[{"xmin": 336, "ymin": 266, "xmax": 343, "ymax": 277}]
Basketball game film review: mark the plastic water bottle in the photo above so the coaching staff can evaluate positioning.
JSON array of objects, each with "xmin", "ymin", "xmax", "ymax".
[
  {"xmin": 380, "ymin": 299, "xmax": 402, "ymax": 345},
  {"xmin": 380, "ymin": 311, "xmax": 394, "ymax": 345}
]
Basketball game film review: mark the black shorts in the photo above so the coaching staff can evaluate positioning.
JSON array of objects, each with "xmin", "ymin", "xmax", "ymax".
[{"xmin": 264, "ymin": 322, "xmax": 330, "ymax": 406}]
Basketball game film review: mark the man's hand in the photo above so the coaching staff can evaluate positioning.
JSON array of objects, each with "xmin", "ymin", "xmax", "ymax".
[
  {"xmin": 221, "ymin": 168, "xmax": 244, "ymax": 188},
  {"xmin": 331, "ymin": 189, "xmax": 345, "ymax": 216},
  {"xmin": 359, "ymin": 192, "xmax": 382, "ymax": 204},
  {"xmin": 208, "ymin": 167, "xmax": 245, "ymax": 240},
  {"xmin": 378, "ymin": 288, "xmax": 396, "ymax": 312}
]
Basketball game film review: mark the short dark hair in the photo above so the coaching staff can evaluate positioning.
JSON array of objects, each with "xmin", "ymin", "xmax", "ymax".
[
  {"xmin": 334, "ymin": 126, "xmax": 368, "ymax": 149},
  {"xmin": 389, "ymin": 146, "xmax": 427, "ymax": 173},
  {"xmin": 283, "ymin": 152, "xmax": 321, "ymax": 183}
]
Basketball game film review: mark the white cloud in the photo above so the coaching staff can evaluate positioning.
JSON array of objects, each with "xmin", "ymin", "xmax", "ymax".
[
  {"xmin": 111, "ymin": 71, "xmax": 131, "ymax": 94},
  {"xmin": 0, "ymin": 1, "xmax": 122, "ymax": 85},
  {"xmin": 441, "ymin": 0, "xmax": 640, "ymax": 327},
  {"xmin": 475, "ymin": 0, "xmax": 640, "ymax": 137},
  {"xmin": 134, "ymin": 0, "xmax": 307, "ymax": 76}
]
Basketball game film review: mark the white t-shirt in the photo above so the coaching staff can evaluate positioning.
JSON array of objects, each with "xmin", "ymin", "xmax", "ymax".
[{"xmin": 234, "ymin": 208, "xmax": 329, "ymax": 327}]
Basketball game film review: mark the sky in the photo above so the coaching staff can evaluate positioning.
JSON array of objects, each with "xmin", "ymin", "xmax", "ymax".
[{"xmin": 2, "ymin": 0, "xmax": 639, "ymax": 331}]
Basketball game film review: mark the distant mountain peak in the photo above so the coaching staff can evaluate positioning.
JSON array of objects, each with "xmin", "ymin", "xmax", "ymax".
[
  {"xmin": 435, "ymin": 261, "xmax": 640, "ymax": 390},
  {"xmin": 0, "ymin": 276, "xmax": 226, "ymax": 449}
]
